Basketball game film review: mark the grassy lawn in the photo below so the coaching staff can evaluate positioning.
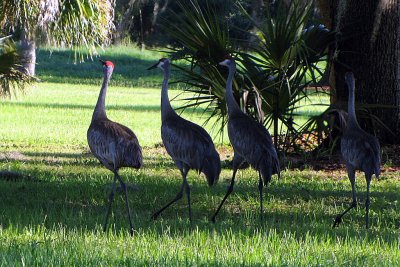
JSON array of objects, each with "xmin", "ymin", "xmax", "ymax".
[{"xmin": 0, "ymin": 46, "xmax": 399, "ymax": 265}]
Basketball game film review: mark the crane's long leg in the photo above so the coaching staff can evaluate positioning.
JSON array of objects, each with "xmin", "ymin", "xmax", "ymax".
[
  {"xmin": 152, "ymin": 178, "xmax": 185, "ymax": 220},
  {"xmin": 210, "ymin": 168, "xmax": 238, "ymax": 223},
  {"xmin": 258, "ymin": 172, "xmax": 264, "ymax": 224},
  {"xmin": 333, "ymin": 165, "xmax": 357, "ymax": 228},
  {"xmin": 103, "ymin": 173, "xmax": 118, "ymax": 233},
  {"xmin": 181, "ymin": 168, "xmax": 192, "ymax": 224},
  {"xmin": 365, "ymin": 174, "xmax": 372, "ymax": 229},
  {"xmin": 116, "ymin": 173, "xmax": 134, "ymax": 236}
]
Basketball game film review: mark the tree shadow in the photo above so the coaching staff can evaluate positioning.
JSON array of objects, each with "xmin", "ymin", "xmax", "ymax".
[
  {"xmin": 1, "ymin": 101, "xmax": 160, "ymax": 112},
  {"xmin": 0, "ymin": 151, "xmax": 179, "ymax": 170},
  {"xmin": 0, "ymin": 158, "xmax": 398, "ymax": 246},
  {"xmin": 35, "ymin": 48, "xmax": 191, "ymax": 89},
  {"xmin": 1, "ymin": 101, "xmax": 208, "ymax": 116},
  {"xmin": 36, "ymin": 48, "xmax": 162, "ymax": 87}
]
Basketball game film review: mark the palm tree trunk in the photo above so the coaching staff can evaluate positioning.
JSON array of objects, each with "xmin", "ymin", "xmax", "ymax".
[
  {"xmin": 20, "ymin": 29, "xmax": 36, "ymax": 76},
  {"xmin": 152, "ymin": 0, "xmax": 169, "ymax": 29}
]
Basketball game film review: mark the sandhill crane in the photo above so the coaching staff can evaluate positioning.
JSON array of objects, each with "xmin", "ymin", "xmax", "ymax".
[
  {"xmin": 87, "ymin": 60, "xmax": 142, "ymax": 235},
  {"xmin": 211, "ymin": 56, "xmax": 280, "ymax": 223},
  {"xmin": 333, "ymin": 72, "xmax": 381, "ymax": 229},
  {"xmin": 148, "ymin": 58, "xmax": 221, "ymax": 223}
]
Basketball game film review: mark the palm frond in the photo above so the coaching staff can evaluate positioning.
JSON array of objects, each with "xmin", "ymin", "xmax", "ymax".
[
  {"xmin": 161, "ymin": 0, "xmax": 238, "ymax": 135},
  {"xmin": 161, "ymin": 0, "xmax": 334, "ymax": 150},
  {"xmin": 240, "ymin": 0, "xmax": 334, "ymax": 151},
  {"xmin": 0, "ymin": 0, "xmax": 114, "ymax": 61},
  {"xmin": 50, "ymin": 0, "xmax": 114, "ymax": 61}
]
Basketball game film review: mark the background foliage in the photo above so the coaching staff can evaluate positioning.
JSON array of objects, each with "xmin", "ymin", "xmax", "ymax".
[{"xmin": 0, "ymin": 36, "xmax": 33, "ymax": 97}]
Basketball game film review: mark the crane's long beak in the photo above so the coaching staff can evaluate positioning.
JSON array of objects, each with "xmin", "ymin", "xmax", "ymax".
[{"xmin": 147, "ymin": 62, "xmax": 159, "ymax": 70}]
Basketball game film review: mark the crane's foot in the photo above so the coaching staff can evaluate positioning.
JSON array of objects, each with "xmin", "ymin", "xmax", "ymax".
[
  {"xmin": 332, "ymin": 216, "xmax": 342, "ymax": 228},
  {"xmin": 210, "ymin": 216, "xmax": 216, "ymax": 224},
  {"xmin": 151, "ymin": 212, "xmax": 160, "ymax": 221},
  {"xmin": 129, "ymin": 228, "xmax": 134, "ymax": 236}
]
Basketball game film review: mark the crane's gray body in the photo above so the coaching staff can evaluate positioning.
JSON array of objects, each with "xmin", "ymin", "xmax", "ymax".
[
  {"xmin": 333, "ymin": 72, "xmax": 381, "ymax": 229},
  {"xmin": 150, "ymin": 58, "xmax": 220, "ymax": 222},
  {"xmin": 162, "ymin": 115, "xmax": 220, "ymax": 186},
  {"xmin": 87, "ymin": 61, "xmax": 142, "ymax": 235},
  {"xmin": 88, "ymin": 119, "xmax": 142, "ymax": 172},
  {"xmin": 228, "ymin": 111, "xmax": 280, "ymax": 184},
  {"xmin": 341, "ymin": 124, "xmax": 380, "ymax": 178}
]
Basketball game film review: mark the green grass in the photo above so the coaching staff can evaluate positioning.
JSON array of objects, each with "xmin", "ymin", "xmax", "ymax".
[
  {"xmin": 0, "ymin": 46, "xmax": 399, "ymax": 266},
  {"xmin": 0, "ymin": 82, "xmax": 230, "ymax": 147},
  {"xmin": 36, "ymin": 45, "xmax": 166, "ymax": 87}
]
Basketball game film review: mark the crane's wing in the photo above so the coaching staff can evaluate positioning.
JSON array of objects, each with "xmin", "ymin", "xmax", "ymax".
[
  {"xmin": 87, "ymin": 119, "xmax": 142, "ymax": 170},
  {"xmin": 228, "ymin": 114, "xmax": 274, "ymax": 153},
  {"xmin": 112, "ymin": 121, "xmax": 143, "ymax": 168},
  {"xmin": 162, "ymin": 117, "xmax": 216, "ymax": 170},
  {"xmin": 341, "ymin": 131, "xmax": 381, "ymax": 176},
  {"xmin": 228, "ymin": 114, "xmax": 278, "ymax": 172},
  {"xmin": 87, "ymin": 123, "xmax": 116, "ymax": 170}
]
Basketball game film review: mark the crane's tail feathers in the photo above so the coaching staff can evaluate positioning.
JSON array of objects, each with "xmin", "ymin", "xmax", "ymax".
[
  {"xmin": 259, "ymin": 154, "xmax": 280, "ymax": 184},
  {"xmin": 375, "ymin": 153, "xmax": 381, "ymax": 179},
  {"xmin": 202, "ymin": 154, "xmax": 221, "ymax": 187},
  {"xmin": 259, "ymin": 164, "xmax": 272, "ymax": 184},
  {"xmin": 126, "ymin": 145, "xmax": 143, "ymax": 169},
  {"xmin": 375, "ymin": 165, "xmax": 381, "ymax": 179}
]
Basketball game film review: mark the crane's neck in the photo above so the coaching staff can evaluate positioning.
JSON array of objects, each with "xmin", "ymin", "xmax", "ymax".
[
  {"xmin": 92, "ymin": 68, "xmax": 112, "ymax": 122},
  {"xmin": 347, "ymin": 77, "xmax": 360, "ymax": 128},
  {"xmin": 225, "ymin": 62, "xmax": 241, "ymax": 116},
  {"xmin": 161, "ymin": 63, "xmax": 176, "ymax": 121}
]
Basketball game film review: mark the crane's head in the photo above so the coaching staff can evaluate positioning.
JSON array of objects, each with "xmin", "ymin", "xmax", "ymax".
[
  {"xmin": 99, "ymin": 60, "xmax": 114, "ymax": 70},
  {"xmin": 219, "ymin": 55, "xmax": 234, "ymax": 68},
  {"xmin": 147, "ymin": 58, "xmax": 170, "ymax": 70}
]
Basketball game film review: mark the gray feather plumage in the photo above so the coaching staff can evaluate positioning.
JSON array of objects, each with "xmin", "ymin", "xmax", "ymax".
[
  {"xmin": 88, "ymin": 119, "xmax": 142, "ymax": 171},
  {"xmin": 159, "ymin": 59, "xmax": 220, "ymax": 186},
  {"xmin": 162, "ymin": 114, "xmax": 220, "ymax": 186},
  {"xmin": 87, "ymin": 61, "xmax": 142, "ymax": 234},
  {"xmin": 210, "ymin": 57, "xmax": 280, "ymax": 223},
  {"xmin": 223, "ymin": 59, "xmax": 280, "ymax": 183},
  {"xmin": 333, "ymin": 72, "xmax": 381, "ymax": 229},
  {"xmin": 228, "ymin": 112, "xmax": 280, "ymax": 182},
  {"xmin": 150, "ymin": 58, "xmax": 220, "ymax": 223},
  {"xmin": 341, "ymin": 73, "xmax": 381, "ymax": 177},
  {"xmin": 341, "ymin": 128, "xmax": 381, "ymax": 177},
  {"xmin": 87, "ymin": 64, "xmax": 142, "ymax": 172}
]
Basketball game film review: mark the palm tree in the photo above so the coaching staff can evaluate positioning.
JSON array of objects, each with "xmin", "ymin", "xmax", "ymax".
[
  {"xmin": 0, "ymin": 36, "xmax": 33, "ymax": 97},
  {"xmin": 0, "ymin": 0, "xmax": 114, "ymax": 76},
  {"xmin": 165, "ymin": 0, "xmax": 333, "ymax": 151}
]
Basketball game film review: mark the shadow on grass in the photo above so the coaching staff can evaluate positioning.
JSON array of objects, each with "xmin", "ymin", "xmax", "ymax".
[
  {"xmin": 0, "ymin": 151, "xmax": 179, "ymax": 170},
  {"xmin": 36, "ymin": 48, "xmax": 159, "ymax": 87},
  {"xmin": 2, "ymin": 101, "xmax": 160, "ymax": 112},
  {"xmin": 36, "ymin": 48, "xmax": 186, "ymax": 89},
  {"xmin": 1, "ymin": 158, "xmax": 399, "ymax": 246},
  {"xmin": 1, "ymin": 101, "xmax": 208, "ymax": 115}
]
